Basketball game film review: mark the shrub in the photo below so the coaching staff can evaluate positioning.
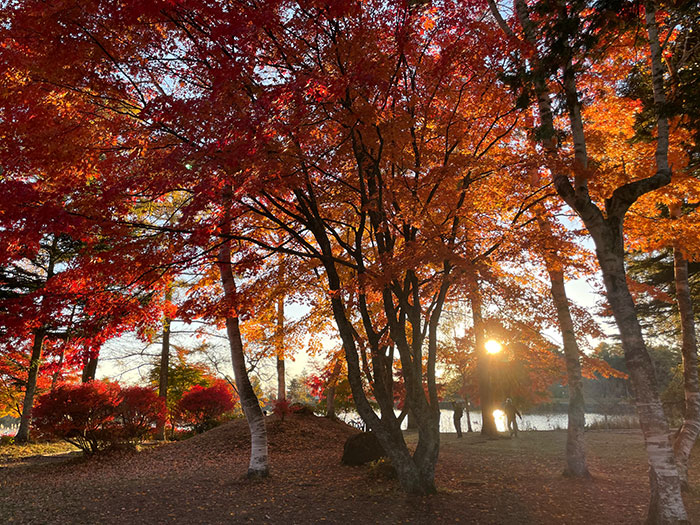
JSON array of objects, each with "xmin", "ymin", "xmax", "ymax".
[
  {"xmin": 33, "ymin": 381, "xmax": 120, "ymax": 454},
  {"xmin": 178, "ymin": 380, "xmax": 235, "ymax": 433},
  {"xmin": 33, "ymin": 382, "xmax": 165, "ymax": 453},
  {"xmin": 271, "ymin": 397, "xmax": 295, "ymax": 422},
  {"xmin": 116, "ymin": 386, "xmax": 166, "ymax": 442}
]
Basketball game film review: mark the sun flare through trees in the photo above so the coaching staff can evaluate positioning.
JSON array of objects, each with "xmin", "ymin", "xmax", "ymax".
[{"xmin": 0, "ymin": 0, "xmax": 698, "ymax": 522}]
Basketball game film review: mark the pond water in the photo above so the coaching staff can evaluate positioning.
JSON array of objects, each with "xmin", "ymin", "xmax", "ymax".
[
  {"xmin": 0, "ymin": 425, "xmax": 18, "ymax": 437},
  {"xmin": 0, "ymin": 412, "xmax": 635, "ymax": 439},
  {"xmin": 341, "ymin": 410, "xmax": 637, "ymax": 433},
  {"xmin": 438, "ymin": 410, "xmax": 636, "ymax": 433}
]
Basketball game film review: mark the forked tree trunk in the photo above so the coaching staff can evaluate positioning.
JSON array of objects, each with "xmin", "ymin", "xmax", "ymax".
[
  {"xmin": 15, "ymin": 329, "xmax": 46, "ymax": 443},
  {"xmin": 671, "ymin": 228, "xmax": 700, "ymax": 489},
  {"xmin": 325, "ymin": 266, "xmax": 440, "ymax": 494},
  {"xmin": 217, "ymin": 206, "xmax": 268, "ymax": 478},
  {"xmin": 635, "ymin": 14, "xmax": 688, "ymax": 517},
  {"xmin": 489, "ymin": 0, "xmax": 689, "ymax": 519},
  {"xmin": 472, "ymin": 291, "xmax": 498, "ymax": 437},
  {"xmin": 276, "ymin": 295, "xmax": 286, "ymax": 401},
  {"xmin": 292, "ymin": 123, "xmax": 450, "ymax": 495},
  {"xmin": 156, "ymin": 290, "xmax": 172, "ymax": 441},
  {"xmin": 574, "ymin": 6, "xmax": 685, "ymax": 520}
]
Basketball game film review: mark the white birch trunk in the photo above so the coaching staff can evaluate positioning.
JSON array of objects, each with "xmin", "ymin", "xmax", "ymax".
[
  {"xmin": 670, "ymin": 203, "xmax": 700, "ymax": 488},
  {"xmin": 547, "ymin": 266, "xmax": 589, "ymax": 477},
  {"xmin": 533, "ymin": 209, "xmax": 588, "ymax": 477},
  {"xmin": 217, "ymin": 189, "xmax": 268, "ymax": 478}
]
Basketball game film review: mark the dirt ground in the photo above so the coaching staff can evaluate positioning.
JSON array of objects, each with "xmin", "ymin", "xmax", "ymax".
[{"xmin": 2, "ymin": 414, "xmax": 700, "ymax": 524}]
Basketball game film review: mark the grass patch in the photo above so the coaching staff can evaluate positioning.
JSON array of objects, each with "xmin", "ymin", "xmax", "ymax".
[
  {"xmin": 0, "ymin": 439, "xmax": 78, "ymax": 461},
  {"xmin": 585, "ymin": 415, "xmax": 639, "ymax": 430}
]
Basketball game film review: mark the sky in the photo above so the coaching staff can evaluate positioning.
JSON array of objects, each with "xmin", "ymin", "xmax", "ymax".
[{"xmin": 97, "ymin": 267, "xmax": 613, "ymax": 393}]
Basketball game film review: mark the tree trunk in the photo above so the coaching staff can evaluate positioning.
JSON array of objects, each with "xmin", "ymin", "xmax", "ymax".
[
  {"xmin": 472, "ymin": 291, "xmax": 498, "ymax": 437},
  {"xmin": 535, "ymin": 210, "xmax": 589, "ymax": 477},
  {"xmin": 327, "ymin": 278, "xmax": 438, "ymax": 494},
  {"xmin": 156, "ymin": 290, "xmax": 172, "ymax": 441},
  {"xmin": 276, "ymin": 295, "xmax": 285, "ymax": 401},
  {"xmin": 548, "ymin": 266, "xmax": 589, "ymax": 477},
  {"xmin": 596, "ymin": 238, "xmax": 687, "ymax": 523},
  {"xmin": 223, "ymin": 309, "xmax": 269, "ymax": 477},
  {"xmin": 293, "ymin": 138, "xmax": 448, "ymax": 494},
  {"xmin": 493, "ymin": 0, "xmax": 688, "ymax": 518},
  {"xmin": 325, "ymin": 359, "xmax": 342, "ymax": 418},
  {"xmin": 671, "ymin": 241, "xmax": 700, "ymax": 490},
  {"xmin": 81, "ymin": 352, "xmax": 98, "ymax": 382},
  {"xmin": 15, "ymin": 329, "xmax": 46, "ymax": 443},
  {"xmin": 217, "ymin": 211, "xmax": 268, "ymax": 478}
]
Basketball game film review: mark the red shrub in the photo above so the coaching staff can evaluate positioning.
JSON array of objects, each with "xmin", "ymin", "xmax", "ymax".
[
  {"xmin": 116, "ymin": 386, "xmax": 166, "ymax": 442},
  {"xmin": 33, "ymin": 381, "xmax": 120, "ymax": 454},
  {"xmin": 177, "ymin": 380, "xmax": 235, "ymax": 433},
  {"xmin": 271, "ymin": 397, "xmax": 296, "ymax": 421}
]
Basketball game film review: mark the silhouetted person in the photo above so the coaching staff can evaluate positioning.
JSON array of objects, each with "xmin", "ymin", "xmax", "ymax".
[
  {"xmin": 504, "ymin": 398, "xmax": 522, "ymax": 436},
  {"xmin": 452, "ymin": 401, "xmax": 463, "ymax": 438}
]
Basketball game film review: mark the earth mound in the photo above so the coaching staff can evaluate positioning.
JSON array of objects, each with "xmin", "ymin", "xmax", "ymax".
[{"xmin": 170, "ymin": 411, "xmax": 360, "ymax": 457}]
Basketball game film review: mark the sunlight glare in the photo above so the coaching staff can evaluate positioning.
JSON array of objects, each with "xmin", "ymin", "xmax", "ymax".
[
  {"xmin": 485, "ymin": 339, "xmax": 502, "ymax": 354},
  {"xmin": 493, "ymin": 409, "xmax": 507, "ymax": 432}
]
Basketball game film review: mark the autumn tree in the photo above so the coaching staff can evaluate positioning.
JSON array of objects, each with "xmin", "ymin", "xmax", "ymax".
[
  {"xmin": 1, "ymin": 0, "xmax": 529, "ymax": 491},
  {"xmin": 0, "ymin": 29, "xmax": 178, "ymax": 441},
  {"xmin": 235, "ymin": 0, "xmax": 530, "ymax": 493},
  {"xmin": 618, "ymin": 4, "xmax": 700, "ymax": 486},
  {"xmin": 523, "ymin": 170, "xmax": 596, "ymax": 477},
  {"xmin": 1, "ymin": 0, "xmax": 278, "ymax": 475},
  {"xmin": 487, "ymin": 0, "xmax": 690, "ymax": 520}
]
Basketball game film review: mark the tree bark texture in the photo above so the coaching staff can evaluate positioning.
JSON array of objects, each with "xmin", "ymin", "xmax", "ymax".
[
  {"xmin": 589, "ymin": 224, "xmax": 686, "ymax": 523},
  {"xmin": 325, "ymin": 359, "xmax": 342, "ymax": 418},
  {"xmin": 156, "ymin": 289, "xmax": 172, "ymax": 441},
  {"xmin": 328, "ymin": 286, "xmax": 440, "ymax": 494},
  {"xmin": 15, "ymin": 329, "xmax": 46, "ymax": 443},
  {"xmin": 548, "ymin": 266, "xmax": 589, "ymax": 477},
  {"xmin": 320, "ymin": 253, "xmax": 442, "ymax": 494},
  {"xmin": 81, "ymin": 354, "xmax": 98, "ymax": 383},
  {"xmin": 535, "ymin": 214, "xmax": 589, "ymax": 477},
  {"xmin": 503, "ymin": 0, "xmax": 688, "ymax": 520},
  {"xmin": 218, "ymin": 191, "xmax": 268, "ymax": 478},
  {"xmin": 472, "ymin": 291, "xmax": 498, "ymax": 437},
  {"xmin": 276, "ymin": 295, "xmax": 286, "ymax": 401},
  {"xmin": 672, "ymin": 244, "xmax": 700, "ymax": 489}
]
